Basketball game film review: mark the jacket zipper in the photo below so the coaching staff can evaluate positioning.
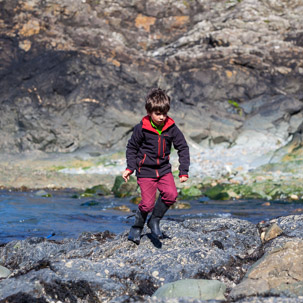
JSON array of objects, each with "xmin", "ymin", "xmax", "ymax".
[
  {"xmin": 155, "ymin": 136, "xmax": 161, "ymax": 177},
  {"xmin": 157, "ymin": 136, "xmax": 161, "ymax": 165}
]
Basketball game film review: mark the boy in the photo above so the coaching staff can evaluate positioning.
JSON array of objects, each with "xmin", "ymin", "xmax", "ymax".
[{"xmin": 122, "ymin": 88, "xmax": 190, "ymax": 245}]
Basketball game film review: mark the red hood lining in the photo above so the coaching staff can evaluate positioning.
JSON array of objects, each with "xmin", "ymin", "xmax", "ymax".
[{"xmin": 141, "ymin": 115, "xmax": 175, "ymax": 134}]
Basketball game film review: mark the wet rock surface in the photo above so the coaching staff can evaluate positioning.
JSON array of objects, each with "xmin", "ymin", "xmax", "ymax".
[
  {"xmin": 1, "ymin": 215, "xmax": 303, "ymax": 302},
  {"xmin": 0, "ymin": 217, "xmax": 261, "ymax": 302}
]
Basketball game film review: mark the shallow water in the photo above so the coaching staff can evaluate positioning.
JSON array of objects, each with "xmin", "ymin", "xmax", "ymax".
[{"xmin": 1, "ymin": 189, "xmax": 303, "ymax": 244}]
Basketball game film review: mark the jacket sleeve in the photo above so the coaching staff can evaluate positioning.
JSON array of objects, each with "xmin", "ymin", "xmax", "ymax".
[
  {"xmin": 172, "ymin": 125, "xmax": 190, "ymax": 177},
  {"xmin": 126, "ymin": 124, "xmax": 144, "ymax": 172}
]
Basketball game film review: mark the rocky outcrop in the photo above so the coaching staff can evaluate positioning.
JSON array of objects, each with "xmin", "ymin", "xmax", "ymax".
[
  {"xmin": 2, "ymin": 215, "xmax": 303, "ymax": 302},
  {"xmin": 231, "ymin": 215, "xmax": 303, "ymax": 300},
  {"xmin": 0, "ymin": 0, "xmax": 303, "ymax": 153},
  {"xmin": 0, "ymin": 217, "xmax": 261, "ymax": 302},
  {"xmin": 231, "ymin": 240, "xmax": 303, "ymax": 299}
]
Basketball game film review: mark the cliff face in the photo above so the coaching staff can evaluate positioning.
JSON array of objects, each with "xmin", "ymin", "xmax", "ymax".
[{"xmin": 0, "ymin": 0, "xmax": 303, "ymax": 153}]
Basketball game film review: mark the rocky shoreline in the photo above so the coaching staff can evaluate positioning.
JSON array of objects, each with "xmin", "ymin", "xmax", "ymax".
[
  {"xmin": 2, "ymin": 214, "xmax": 303, "ymax": 302},
  {"xmin": 1, "ymin": 0, "xmax": 303, "ymax": 300},
  {"xmin": 1, "ymin": 137, "xmax": 303, "ymax": 204}
]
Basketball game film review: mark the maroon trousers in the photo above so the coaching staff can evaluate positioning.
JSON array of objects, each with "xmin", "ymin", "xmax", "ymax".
[{"xmin": 137, "ymin": 172, "xmax": 178, "ymax": 213}]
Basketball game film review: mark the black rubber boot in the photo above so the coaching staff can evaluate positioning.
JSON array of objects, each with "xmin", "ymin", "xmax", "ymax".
[
  {"xmin": 147, "ymin": 197, "xmax": 170, "ymax": 239},
  {"xmin": 128, "ymin": 208, "xmax": 148, "ymax": 245}
]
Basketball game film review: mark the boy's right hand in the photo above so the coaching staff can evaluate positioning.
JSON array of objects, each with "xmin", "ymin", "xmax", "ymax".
[{"xmin": 122, "ymin": 169, "xmax": 132, "ymax": 182}]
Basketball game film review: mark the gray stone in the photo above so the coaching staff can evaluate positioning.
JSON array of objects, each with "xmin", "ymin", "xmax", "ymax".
[
  {"xmin": 152, "ymin": 279, "xmax": 226, "ymax": 300},
  {"xmin": 0, "ymin": 265, "xmax": 11, "ymax": 278}
]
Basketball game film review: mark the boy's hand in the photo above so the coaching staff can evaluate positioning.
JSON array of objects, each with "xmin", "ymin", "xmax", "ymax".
[
  {"xmin": 122, "ymin": 169, "xmax": 132, "ymax": 182},
  {"xmin": 179, "ymin": 176, "xmax": 188, "ymax": 183}
]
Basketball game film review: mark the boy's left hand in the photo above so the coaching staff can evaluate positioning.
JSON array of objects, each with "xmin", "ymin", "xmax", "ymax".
[{"xmin": 179, "ymin": 176, "xmax": 188, "ymax": 183}]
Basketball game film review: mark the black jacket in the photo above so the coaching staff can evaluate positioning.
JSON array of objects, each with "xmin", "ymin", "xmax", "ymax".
[{"xmin": 126, "ymin": 115, "xmax": 190, "ymax": 178}]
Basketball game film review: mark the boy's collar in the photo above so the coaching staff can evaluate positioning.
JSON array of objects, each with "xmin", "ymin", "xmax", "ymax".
[
  {"xmin": 150, "ymin": 118, "xmax": 164, "ymax": 130},
  {"xmin": 142, "ymin": 115, "xmax": 175, "ymax": 134}
]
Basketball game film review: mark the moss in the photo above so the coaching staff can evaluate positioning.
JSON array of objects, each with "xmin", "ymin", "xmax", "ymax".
[
  {"xmin": 82, "ymin": 166, "xmax": 91, "ymax": 170},
  {"xmin": 202, "ymin": 183, "xmax": 269, "ymax": 200},
  {"xmin": 204, "ymin": 184, "xmax": 230, "ymax": 200},
  {"xmin": 228, "ymin": 99, "xmax": 243, "ymax": 116},
  {"xmin": 84, "ymin": 184, "xmax": 111, "ymax": 196},
  {"xmin": 179, "ymin": 185, "xmax": 202, "ymax": 200},
  {"xmin": 49, "ymin": 165, "xmax": 66, "ymax": 171},
  {"xmin": 112, "ymin": 175, "xmax": 138, "ymax": 198}
]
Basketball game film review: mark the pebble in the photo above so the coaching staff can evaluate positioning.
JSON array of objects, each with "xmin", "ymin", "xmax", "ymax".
[
  {"xmin": 0, "ymin": 265, "xmax": 11, "ymax": 278},
  {"xmin": 290, "ymin": 194, "xmax": 299, "ymax": 200},
  {"xmin": 65, "ymin": 261, "xmax": 73, "ymax": 268},
  {"xmin": 262, "ymin": 202, "xmax": 271, "ymax": 206},
  {"xmin": 152, "ymin": 271, "xmax": 159, "ymax": 278}
]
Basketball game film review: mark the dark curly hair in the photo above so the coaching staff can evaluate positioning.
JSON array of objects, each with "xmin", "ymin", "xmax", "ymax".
[{"xmin": 145, "ymin": 88, "xmax": 171, "ymax": 114}]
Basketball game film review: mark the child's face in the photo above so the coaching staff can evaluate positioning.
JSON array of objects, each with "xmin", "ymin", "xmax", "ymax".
[{"xmin": 149, "ymin": 111, "xmax": 167, "ymax": 126}]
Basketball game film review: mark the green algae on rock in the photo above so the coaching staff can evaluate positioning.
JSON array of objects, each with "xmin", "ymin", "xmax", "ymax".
[
  {"xmin": 83, "ymin": 184, "xmax": 111, "ymax": 196},
  {"xmin": 112, "ymin": 176, "xmax": 138, "ymax": 198},
  {"xmin": 201, "ymin": 181, "xmax": 303, "ymax": 201},
  {"xmin": 178, "ymin": 185, "xmax": 202, "ymax": 200}
]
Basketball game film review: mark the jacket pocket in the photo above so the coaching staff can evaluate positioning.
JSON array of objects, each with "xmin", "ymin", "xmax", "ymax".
[{"xmin": 138, "ymin": 154, "xmax": 146, "ymax": 172}]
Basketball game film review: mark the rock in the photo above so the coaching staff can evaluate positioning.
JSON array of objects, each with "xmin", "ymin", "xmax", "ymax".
[
  {"xmin": 0, "ymin": 218, "xmax": 261, "ymax": 302},
  {"xmin": 0, "ymin": 265, "xmax": 11, "ymax": 278},
  {"xmin": 80, "ymin": 200, "xmax": 100, "ymax": 206},
  {"xmin": 230, "ymin": 240, "xmax": 303, "ymax": 299},
  {"xmin": 178, "ymin": 185, "xmax": 202, "ymax": 200},
  {"xmin": 202, "ymin": 183, "xmax": 264, "ymax": 200},
  {"xmin": 112, "ymin": 175, "xmax": 138, "ymax": 198},
  {"xmin": 3, "ymin": 215, "xmax": 303, "ymax": 302},
  {"xmin": 130, "ymin": 196, "xmax": 141, "ymax": 204},
  {"xmin": 204, "ymin": 184, "xmax": 230, "ymax": 200},
  {"xmin": 240, "ymin": 95, "xmax": 303, "ymax": 145},
  {"xmin": 171, "ymin": 202, "xmax": 191, "ymax": 210},
  {"xmin": 83, "ymin": 184, "xmax": 111, "ymax": 196},
  {"xmin": 152, "ymin": 279, "xmax": 226, "ymax": 300},
  {"xmin": 290, "ymin": 194, "xmax": 299, "ymax": 200},
  {"xmin": 0, "ymin": 0, "xmax": 303, "ymax": 154},
  {"xmin": 263, "ymin": 223, "xmax": 283, "ymax": 242},
  {"xmin": 35, "ymin": 190, "xmax": 52, "ymax": 197},
  {"xmin": 111, "ymin": 205, "xmax": 131, "ymax": 212},
  {"xmin": 268, "ymin": 215, "xmax": 303, "ymax": 239}
]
